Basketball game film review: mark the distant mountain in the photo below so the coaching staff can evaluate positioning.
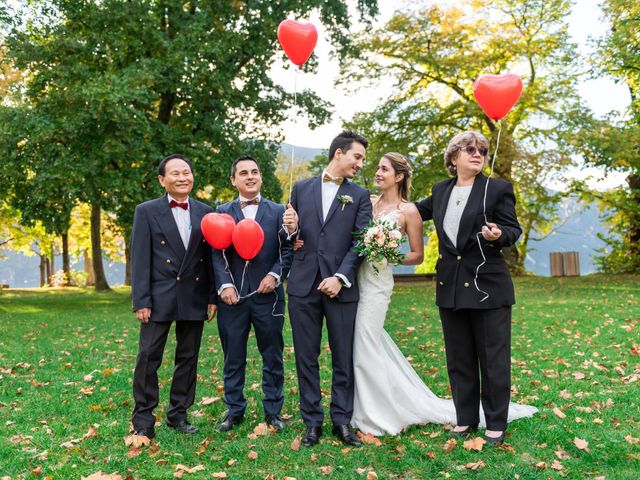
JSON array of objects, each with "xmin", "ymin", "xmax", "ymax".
[
  {"xmin": 0, "ymin": 250, "xmax": 124, "ymax": 288},
  {"xmin": 523, "ymin": 195, "xmax": 606, "ymax": 276},
  {"xmin": 279, "ymin": 143, "xmax": 324, "ymax": 163}
]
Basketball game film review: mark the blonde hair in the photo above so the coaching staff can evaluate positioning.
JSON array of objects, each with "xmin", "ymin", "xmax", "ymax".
[
  {"xmin": 382, "ymin": 152, "xmax": 412, "ymax": 201},
  {"xmin": 444, "ymin": 131, "xmax": 490, "ymax": 176}
]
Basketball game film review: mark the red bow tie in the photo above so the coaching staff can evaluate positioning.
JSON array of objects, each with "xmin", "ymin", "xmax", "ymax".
[
  {"xmin": 170, "ymin": 200, "xmax": 188, "ymax": 210},
  {"xmin": 239, "ymin": 198, "xmax": 260, "ymax": 209}
]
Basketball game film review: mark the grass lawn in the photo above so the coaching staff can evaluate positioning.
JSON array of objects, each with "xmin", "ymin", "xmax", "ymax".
[{"xmin": 0, "ymin": 275, "xmax": 639, "ymax": 479}]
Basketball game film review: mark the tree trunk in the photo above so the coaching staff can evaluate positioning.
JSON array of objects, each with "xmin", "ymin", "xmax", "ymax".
[
  {"xmin": 39, "ymin": 255, "xmax": 45, "ymax": 288},
  {"xmin": 49, "ymin": 242, "xmax": 55, "ymax": 286},
  {"xmin": 503, "ymin": 245, "xmax": 522, "ymax": 276},
  {"xmin": 84, "ymin": 250, "xmax": 95, "ymax": 286},
  {"xmin": 627, "ymin": 173, "xmax": 640, "ymax": 267},
  {"xmin": 124, "ymin": 231, "xmax": 132, "ymax": 286},
  {"xmin": 90, "ymin": 201, "xmax": 111, "ymax": 291},
  {"xmin": 45, "ymin": 255, "xmax": 53, "ymax": 286},
  {"xmin": 62, "ymin": 232, "xmax": 71, "ymax": 286}
]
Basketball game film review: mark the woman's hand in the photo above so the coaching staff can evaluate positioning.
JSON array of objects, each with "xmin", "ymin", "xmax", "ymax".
[{"xmin": 481, "ymin": 222, "xmax": 502, "ymax": 241}]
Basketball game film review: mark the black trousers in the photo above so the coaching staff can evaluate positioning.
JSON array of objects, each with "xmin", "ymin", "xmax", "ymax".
[
  {"xmin": 439, "ymin": 307, "xmax": 511, "ymax": 431},
  {"xmin": 131, "ymin": 320, "xmax": 204, "ymax": 430},
  {"xmin": 216, "ymin": 297, "xmax": 285, "ymax": 418},
  {"xmin": 288, "ymin": 274, "xmax": 358, "ymax": 427}
]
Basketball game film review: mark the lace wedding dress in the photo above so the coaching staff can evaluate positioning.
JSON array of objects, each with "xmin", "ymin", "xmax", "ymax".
[{"xmin": 351, "ymin": 210, "xmax": 537, "ymax": 436}]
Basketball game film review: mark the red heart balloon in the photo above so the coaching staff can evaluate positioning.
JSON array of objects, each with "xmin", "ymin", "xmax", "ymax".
[
  {"xmin": 277, "ymin": 19, "xmax": 318, "ymax": 67},
  {"xmin": 201, "ymin": 213, "xmax": 235, "ymax": 250},
  {"xmin": 232, "ymin": 218, "xmax": 265, "ymax": 261},
  {"xmin": 473, "ymin": 74, "xmax": 523, "ymax": 121}
]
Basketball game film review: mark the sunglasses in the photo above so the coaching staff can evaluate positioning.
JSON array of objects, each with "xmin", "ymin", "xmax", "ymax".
[{"xmin": 461, "ymin": 145, "xmax": 489, "ymax": 156}]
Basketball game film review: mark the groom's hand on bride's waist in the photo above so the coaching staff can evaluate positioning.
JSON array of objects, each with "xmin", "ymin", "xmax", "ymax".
[{"xmin": 318, "ymin": 276, "xmax": 342, "ymax": 298}]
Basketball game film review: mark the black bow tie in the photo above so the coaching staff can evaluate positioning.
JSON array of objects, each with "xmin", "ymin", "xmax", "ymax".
[{"xmin": 170, "ymin": 200, "xmax": 188, "ymax": 210}]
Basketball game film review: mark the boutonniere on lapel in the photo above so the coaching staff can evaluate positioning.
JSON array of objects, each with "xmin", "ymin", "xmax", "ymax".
[{"xmin": 337, "ymin": 195, "xmax": 353, "ymax": 211}]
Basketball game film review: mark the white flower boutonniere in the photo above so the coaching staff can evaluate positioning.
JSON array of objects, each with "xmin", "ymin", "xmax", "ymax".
[{"xmin": 337, "ymin": 195, "xmax": 353, "ymax": 211}]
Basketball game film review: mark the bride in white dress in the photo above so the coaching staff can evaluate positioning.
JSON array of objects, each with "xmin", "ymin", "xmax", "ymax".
[{"xmin": 350, "ymin": 153, "xmax": 537, "ymax": 436}]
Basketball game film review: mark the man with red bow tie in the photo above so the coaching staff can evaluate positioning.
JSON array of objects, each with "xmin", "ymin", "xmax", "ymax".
[{"xmin": 130, "ymin": 154, "xmax": 217, "ymax": 439}]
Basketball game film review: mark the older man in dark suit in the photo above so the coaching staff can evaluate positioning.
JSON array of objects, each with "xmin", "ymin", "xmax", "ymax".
[
  {"xmin": 212, "ymin": 155, "xmax": 293, "ymax": 433},
  {"xmin": 130, "ymin": 154, "xmax": 217, "ymax": 439},
  {"xmin": 283, "ymin": 131, "xmax": 372, "ymax": 447}
]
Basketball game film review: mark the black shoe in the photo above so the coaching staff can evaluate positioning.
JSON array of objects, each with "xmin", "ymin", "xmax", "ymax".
[
  {"xmin": 132, "ymin": 427, "xmax": 155, "ymax": 439},
  {"xmin": 484, "ymin": 431, "xmax": 506, "ymax": 446},
  {"xmin": 301, "ymin": 426, "xmax": 322, "ymax": 447},
  {"xmin": 265, "ymin": 414, "xmax": 285, "ymax": 431},
  {"xmin": 166, "ymin": 419, "xmax": 198, "ymax": 435},
  {"xmin": 218, "ymin": 414, "xmax": 244, "ymax": 432},
  {"xmin": 449, "ymin": 425, "xmax": 479, "ymax": 438},
  {"xmin": 332, "ymin": 424, "xmax": 362, "ymax": 447}
]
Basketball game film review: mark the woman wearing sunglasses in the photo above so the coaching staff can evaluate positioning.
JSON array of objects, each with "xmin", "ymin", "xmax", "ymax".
[{"xmin": 415, "ymin": 130, "xmax": 528, "ymax": 445}]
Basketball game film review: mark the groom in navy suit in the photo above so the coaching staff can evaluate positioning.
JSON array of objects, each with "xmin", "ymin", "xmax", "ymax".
[
  {"xmin": 283, "ymin": 131, "xmax": 372, "ymax": 447},
  {"xmin": 212, "ymin": 155, "xmax": 293, "ymax": 432}
]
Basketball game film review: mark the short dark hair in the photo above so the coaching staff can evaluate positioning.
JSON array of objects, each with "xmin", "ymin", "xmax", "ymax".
[
  {"xmin": 230, "ymin": 155, "xmax": 261, "ymax": 177},
  {"xmin": 158, "ymin": 154, "xmax": 193, "ymax": 176},
  {"xmin": 328, "ymin": 130, "xmax": 369, "ymax": 162}
]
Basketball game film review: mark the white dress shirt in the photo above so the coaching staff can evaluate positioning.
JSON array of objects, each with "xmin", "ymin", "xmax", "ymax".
[
  {"xmin": 321, "ymin": 171, "xmax": 340, "ymax": 221},
  {"xmin": 168, "ymin": 194, "xmax": 191, "ymax": 250},
  {"xmin": 320, "ymin": 171, "xmax": 351, "ymax": 288},
  {"xmin": 239, "ymin": 194, "xmax": 260, "ymax": 220}
]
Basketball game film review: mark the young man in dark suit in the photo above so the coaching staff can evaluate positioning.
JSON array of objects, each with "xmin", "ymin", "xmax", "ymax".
[
  {"xmin": 283, "ymin": 131, "xmax": 372, "ymax": 447},
  {"xmin": 130, "ymin": 154, "xmax": 217, "ymax": 438},
  {"xmin": 212, "ymin": 155, "xmax": 293, "ymax": 432}
]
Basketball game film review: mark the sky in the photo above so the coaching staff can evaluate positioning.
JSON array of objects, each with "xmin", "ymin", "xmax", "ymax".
[{"xmin": 270, "ymin": 0, "xmax": 631, "ymax": 190}]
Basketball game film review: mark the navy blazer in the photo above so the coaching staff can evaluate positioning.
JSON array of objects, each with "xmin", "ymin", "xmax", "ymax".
[
  {"xmin": 416, "ymin": 174, "xmax": 521, "ymax": 310},
  {"xmin": 286, "ymin": 176, "xmax": 372, "ymax": 303},
  {"xmin": 212, "ymin": 198, "xmax": 293, "ymax": 305},
  {"xmin": 131, "ymin": 195, "xmax": 216, "ymax": 322}
]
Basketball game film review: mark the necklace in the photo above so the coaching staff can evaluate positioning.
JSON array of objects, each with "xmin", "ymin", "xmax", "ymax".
[{"xmin": 453, "ymin": 187, "xmax": 470, "ymax": 207}]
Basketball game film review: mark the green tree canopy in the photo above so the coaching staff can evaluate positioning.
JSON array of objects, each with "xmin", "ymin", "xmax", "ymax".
[
  {"xmin": 0, "ymin": 0, "xmax": 379, "ymax": 287},
  {"xmin": 342, "ymin": 0, "xmax": 584, "ymax": 272}
]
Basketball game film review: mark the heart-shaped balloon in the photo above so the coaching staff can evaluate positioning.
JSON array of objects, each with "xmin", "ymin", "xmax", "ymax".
[
  {"xmin": 473, "ymin": 74, "xmax": 523, "ymax": 121},
  {"xmin": 277, "ymin": 19, "xmax": 318, "ymax": 67},
  {"xmin": 232, "ymin": 219, "xmax": 265, "ymax": 261},
  {"xmin": 201, "ymin": 213, "xmax": 235, "ymax": 250}
]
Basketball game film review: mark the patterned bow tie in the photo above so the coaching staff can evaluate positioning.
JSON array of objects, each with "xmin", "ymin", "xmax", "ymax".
[
  {"xmin": 322, "ymin": 172, "xmax": 344, "ymax": 185},
  {"xmin": 239, "ymin": 198, "xmax": 260, "ymax": 209},
  {"xmin": 170, "ymin": 200, "xmax": 189, "ymax": 210}
]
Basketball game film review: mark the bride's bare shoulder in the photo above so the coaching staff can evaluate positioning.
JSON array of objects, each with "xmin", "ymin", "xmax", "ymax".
[{"xmin": 399, "ymin": 200, "xmax": 418, "ymax": 214}]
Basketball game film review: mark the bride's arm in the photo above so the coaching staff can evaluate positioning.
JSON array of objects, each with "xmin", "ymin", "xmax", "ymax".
[{"xmin": 401, "ymin": 203, "xmax": 425, "ymax": 266}]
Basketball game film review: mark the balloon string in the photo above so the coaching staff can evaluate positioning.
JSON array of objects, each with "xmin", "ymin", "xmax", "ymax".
[
  {"xmin": 234, "ymin": 229, "xmax": 285, "ymax": 317},
  {"xmin": 474, "ymin": 120, "xmax": 503, "ymax": 303},
  {"xmin": 288, "ymin": 68, "xmax": 298, "ymax": 199}
]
